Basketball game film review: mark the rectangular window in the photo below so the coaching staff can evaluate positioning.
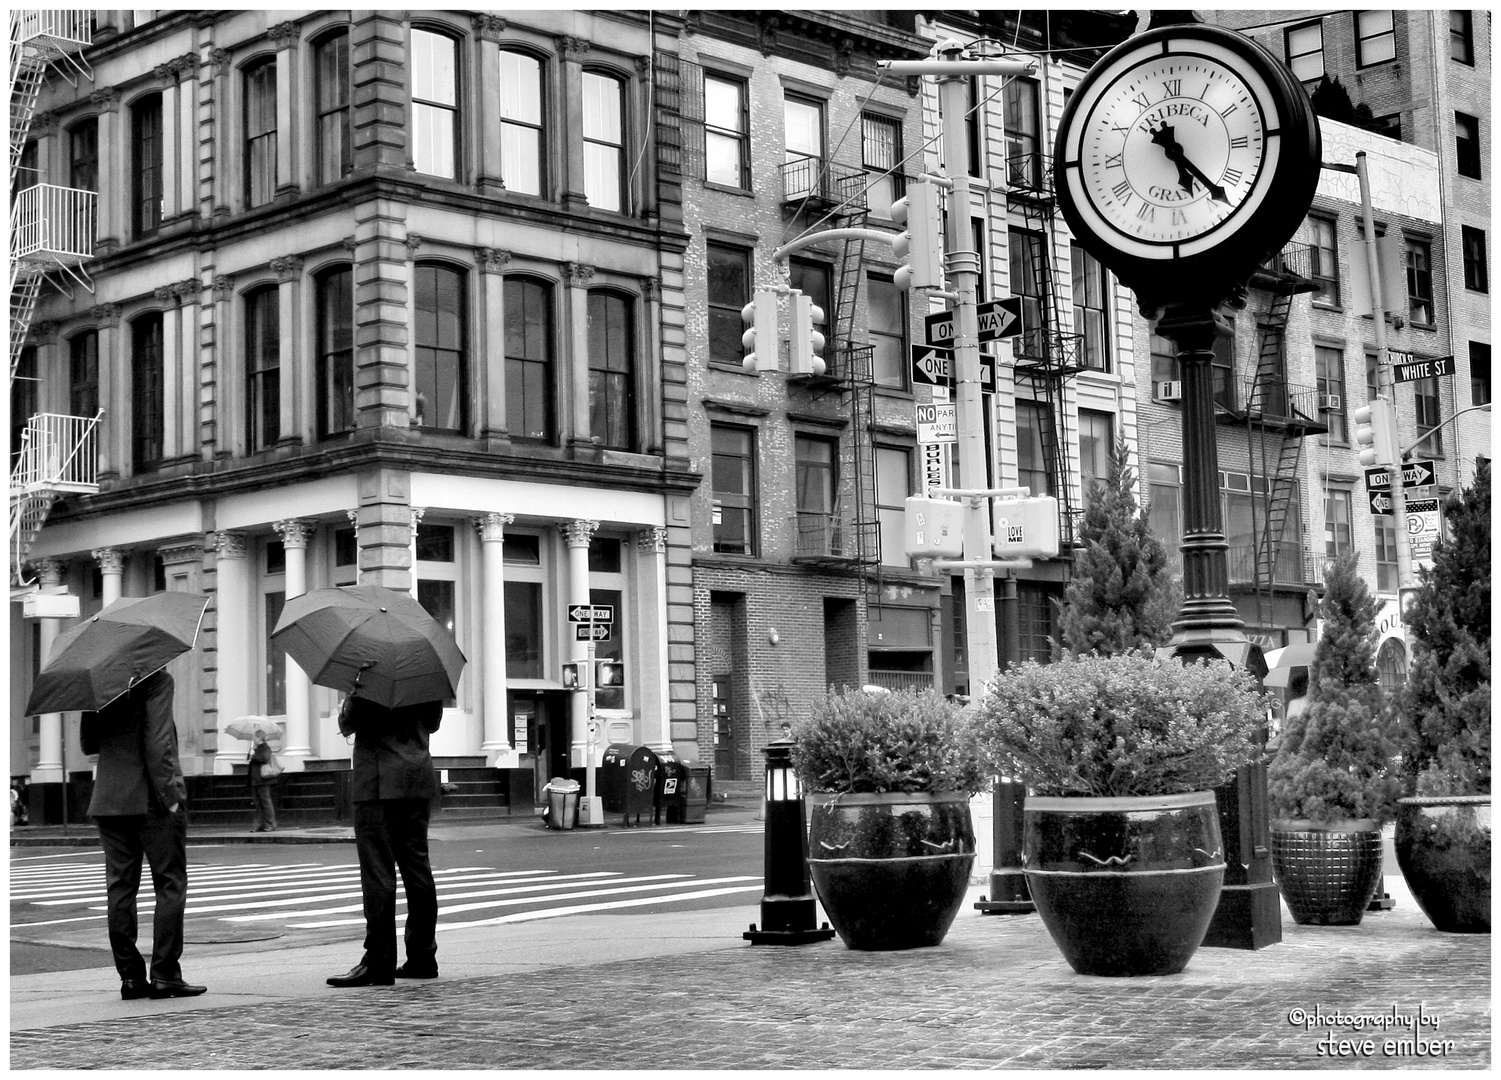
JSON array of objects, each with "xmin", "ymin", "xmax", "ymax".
[
  {"xmin": 1078, "ymin": 409, "xmax": 1112, "ymax": 494},
  {"xmin": 1471, "ymin": 341, "xmax": 1491, "ymax": 406},
  {"xmin": 711, "ymin": 425, "xmax": 757, "ymax": 555},
  {"xmin": 788, "ymin": 258, "xmax": 831, "ymax": 347},
  {"xmin": 265, "ymin": 592, "xmax": 286, "ymax": 713},
  {"xmin": 706, "ymin": 242, "xmax": 751, "ymax": 367},
  {"xmin": 1366, "ymin": 351, "xmax": 1381, "ymax": 404},
  {"xmin": 1016, "ymin": 400, "xmax": 1054, "ymax": 497},
  {"xmin": 131, "ymin": 315, "xmax": 164, "ymax": 469},
  {"xmin": 505, "ymin": 278, "xmax": 554, "ymax": 441},
  {"xmin": 1405, "ymin": 237, "xmax": 1435, "ymax": 325},
  {"xmin": 1375, "ymin": 514, "xmax": 1398, "ymax": 593},
  {"xmin": 1455, "ymin": 112, "xmax": 1481, "ymax": 179},
  {"xmin": 411, "ymin": 28, "xmax": 457, "ymax": 179},
  {"xmin": 705, "ymin": 73, "xmax": 748, "ymax": 189},
  {"xmin": 1147, "ymin": 462, "xmax": 1182, "ymax": 579},
  {"xmin": 1356, "ymin": 10, "xmax": 1396, "ymax": 67},
  {"xmin": 794, "ymin": 434, "xmax": 839, "ymax": 557},
  {"xmin": 316, "ymin": 266, "xmax": 355, "ymax": 439},
  {"xmin": 503, "ymin": 581, "xmax": 542, "ymax": 679},
  {"xmin": 862, "ymin": 112, "xmax": 901, "ymax": 218},
  {"xmin": 1017, "ymin": 584, "xmax": 1060, "ymax": 663},
  {"xmin": 246, "ymin": 288, "xmax": 281, "ymax": 450},
  {"xmin": 132, "ymin": 94, "xmax": 162, "ymax": 235},
  {"xmin": 69, "ymin": 120, "xmax": 98, "ymax": 191},
  {"xmin": 583, "ymin": 72, "xmax": 624, "ymax": 212},
  {"xmin": 1462, "ymin": 226, "xmax": 1488, "ymax": 291},
  {"xmin": 69, "ymin": 331, "xmax": 98, "ymax": 418},
  {"xmin": 499, "ymin": 50, "xmax": 544, "ymax": 196},
  {"xmin": 415, "ymin": 522, "xmax": 455, "ymax": 562},
  {"xmin": 966, "ymin": 78, "xmax": 983, "ymax": 179},
  {"xmin": 1285, "ymin": 20, "xmax": 1325, "ymax": 82},
  {"xmin": 1325, "ymin": 487, "xmax": 1353, "ymax": 559},
  {"xmin": 783, "ymin": 94, "xmax": 824, "ymax": 198},
  {"xmin": 1451, "ymin": 9, "xmax": 1475, "ymax": 64},
  {"xmin": 1009, "ymin": 228, "xmax": 1047, "ymax": 362},
  {"xmin": 1150, "ymin": 330, "xmax": 1178, "ymax": 385},
  {"xmin": 1309, "ymin": 215, "xmax": 1339, "ymax": 303},
  {"xmin": 1315, "ymin": 344, "xmax": 1348, "ymax": 443},
  {"xmin": 875, "ymin": 446, "xmax": 912, "ymax": 568},
  {"xmin": 587, "ymin": 291, "xmax": 634, "ymax": 450},
  {"xmin": 314, "ymin": 31, "xmax": 352, "ymax": 185},
  {"xmin": 11, "ymin": 346, "xmax": 37, "ymax": 464},
  {"xmin": 1414, "ymin": 375, "xmax": 1443, "ymax": 457},
  {"xmin": 244, "ymin": 59, "xmax": 277, "ymax": 207},
  {"xmin": 1211, "ymin": 325, "xmax": 1236, "ymax": 411},
  {"xmin": 868, "ymin": 275, "xmax": 908, "ymax": 389},
  {"xmin": 1071, "ymin": 245, "xmax": 1110, "ymax": 372},
  {"xmin": 414, "ymin": 264, "xmax": 466, "ymax": 433},
  {"xmin": 1003, "ymin": 78, "xmax": 1041, "ymax": 189},
  {"xmin": 589, "ymin": 586, "xmax": 625, "ymax": 710}
]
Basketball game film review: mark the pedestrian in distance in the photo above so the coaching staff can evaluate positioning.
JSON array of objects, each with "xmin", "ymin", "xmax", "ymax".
[
  {"xmin": 247, "ymin": 732, "xmax": 278, "ymax": 832},
  {"xmin": 327, "ymin": 693, "xmax": 442, "ymax": 987},
  {"xmin": 79, "ymin": 669, "xmax": 207, "ymax": 1001}
]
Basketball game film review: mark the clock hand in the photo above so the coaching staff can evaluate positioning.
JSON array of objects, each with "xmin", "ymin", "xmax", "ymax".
[{"xmin": 1147, "ymin": 123, "xmax": 1230, "ymax": 203}]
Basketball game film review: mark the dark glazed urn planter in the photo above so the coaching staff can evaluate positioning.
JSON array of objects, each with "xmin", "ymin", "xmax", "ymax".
[
  {"xmin": 1395, "ymin": 796, "xmax": 1491, "ymax": 934},
  {"xmin": 1269, "ymin": 821, "xmax": 1383, "ymax": 926},
  {"xmin": 1023, "ymin": 792, "xmax": 1225, "ymax": 977},
  {"xmin": 806, "ymin": 791, "xmax": 975, "ymax": 951}
]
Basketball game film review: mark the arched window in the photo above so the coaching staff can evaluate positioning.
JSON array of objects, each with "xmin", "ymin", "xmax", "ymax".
[
  {"xmin": 244, "ymin": 57, "xmax": 278, "ymax": 207},
  {"xmin": 1376, "ymin": 638, "xmax": 1407, "ymax": 693},
  {"xmin": 498, "ymin": 49, "xmax": 544, "ymax": 195},
  {"xmin": 69, "ymin": 330, "xmax": 99, "ymax": 418},
  {"xmin": 414, "ymin": 264, "xmax": 467, "ymax": 433},
  {"xmin": 245, "ymin": 286, "xmax": 280, "ymax": 450},
  {"xmin": 131, "ymin": 94, "xmax": 163, "ymax": 235},
  {"xmin": 411, "ymin": 27, "xmax": 459, "ymax": 179},
  {"xmin": 582, "ymin": 71, "xmax": 625, "ymax": 211},
  {"xmin": 313, "ymin": 29, "xmax": 352, "ymax": 184},
  {"xmin": 587, "ymin": 291, "xmax": 635, "ymax": 450},
  {"xmin": 131, "ymin": 313, "xmax": 164, "ymax": 469},
  {"xmin": 315, "ymin": 266, "xmax": 355, "ymax": 439},
  {"xmin": 504, "ymin": 278, "xmax": 554, "ymax": 441}
]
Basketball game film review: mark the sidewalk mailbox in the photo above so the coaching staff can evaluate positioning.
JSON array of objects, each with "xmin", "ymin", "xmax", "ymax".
[
  {"xmin": 599, "ymin": 743, "xmax": 658, "ymax": 826},
  {"xmin": 653, "ymin": 750, "xmax": 688, "ymax": 824}
]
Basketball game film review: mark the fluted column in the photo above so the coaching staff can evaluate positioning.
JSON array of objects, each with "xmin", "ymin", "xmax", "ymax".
[
  {"xmin": 472, "ymin": 15, "xmax": 506, "ymax": 194},
  {"xmin": 477, "ymin": 513, "xmax": 514, "ymax": 764},
  {"xmin": 561, "ymin": 262, "xmax": 594, "ymax": 449},
  {"xmin": 637, "ymin": 527, "xmax": 672, "ymax": 752},
  {"xmin": 563, "ymin": 519, "xmax": 598, "ymax": 768},
  {"xmin": 476, "ymin": 248, "xmax": 511, "ymax": 438},
  {"xmin": 409, "ymin": 506, "xmax": 425, "ymax": 599},
  {"xmin": 556, "ymin": 35, "xmax": 590, "ymax": 210},
  {"xmin": 92, "ymin": 547, "xmax": 124, "ymax": 606},
  {"xmin": 269, "ymin": 20, "xmax": 301, "ymax": 196},
  {"xmin": 91, "ymin": 303, "xmax": 124, "ymax": 479},
  {"xmin": 30, "ymin": 558, "xmax": 67, "ymax": 783},
  {"xmin": 212, "ymin": 532, "xmax": 252, "ymax": 739},
  {"xmin": 272, "ymin": 256, "xmax": 304, "ymax": 445},
  {"xmin": 274, "ymin": 519, "xmax": 314, "ymax": 765},
  {"xmin": 90, "ymin": 88, "xmax": 122, "ymax": 251}
]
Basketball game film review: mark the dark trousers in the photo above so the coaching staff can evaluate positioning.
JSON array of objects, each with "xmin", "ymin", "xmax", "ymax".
[
  {"xmin": 95, "ymin": 809, "xmax": 188, "ymax": 983},
  {"xmin": 251, "ymin": 784, "xmax": 276, "ymax": 831},
  {"xmin": 354, "ymin": 798, "xmax": 437, "ymax": 974}
]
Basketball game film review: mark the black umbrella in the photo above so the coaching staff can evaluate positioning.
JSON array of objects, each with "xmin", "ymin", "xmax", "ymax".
[{"xmin": 271, "ymin": 583, "xmax": 466, "ymax": 709}]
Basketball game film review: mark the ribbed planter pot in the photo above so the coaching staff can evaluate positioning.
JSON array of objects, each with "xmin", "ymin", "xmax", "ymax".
[
  {"xmin": 1395, "ymin": 796, "xmax": 1491, "ymax": 934},
  {"xmin": 1269, "ymin": 821, "xmax": 1383, "ymax": 926},
  {"xmin": 806, "ymin": 791, "xmax": 975, "ymax": 951},
  {"xmin": 1023, "ymin": 792, "xmax": 1225, "ymax": 977}
]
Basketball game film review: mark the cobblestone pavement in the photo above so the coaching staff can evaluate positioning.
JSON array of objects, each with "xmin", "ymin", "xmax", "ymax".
[{"xmin": 9, "ymin": 886, "xmax": 1488, "ymax": 1071}]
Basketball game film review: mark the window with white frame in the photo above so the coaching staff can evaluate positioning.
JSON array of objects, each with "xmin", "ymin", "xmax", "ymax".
[
  {"xmin": 415, "ymin": 521, "xmax": 460, "ymax": 705},
  {"xmin": 1071, "ymin": 245, "xmax": 1110, "ymax": 372},
  {"xmin": 1147, "ymin": 462, "xmax": 1182, "ymax": 578},
  {"xmin": 875, "ymin": 446, "xmax": 912, "ymax": 568},
  {"xmin": 1315, "ymin": 344, "xmax": 1347, "ymax": 444},
  {"xmin": 245, "ymin": 285, "xmax": 281, "ymax": 451},
  {"xmin": 499, "ymin": 49, "xmax": 544, "ymax": 196},
  {"xmin": 1078, "ymin": 409, "xmax": 1113, "ymax": 494},
  {"xmin": 705, "ymin": 73, "xmax": 748, "ymax": 189},
  {"xmin": 1356, "ymin": 10, "xmax": 1396, "ymax": 67},
  {"xmin": 862, "ymin": 112, "xmax": 901, "ymax": 218},
  {"xmin": 411, "ymin": 28, "xmax": 458, "ymax": 179},
  {"xmin": 589, "ymin": 536, "xmax": 627, "ymax": 710},
  {"xmin": 583, "ymin": 71, "xmax": 625, "ymax": 212},
  {"xmin": 314, "ymin": 30, "xmax": 352, "ymax": 185},
  {"xmin": 503, "ymin": 533, "xmax": 545, "ymax": 680},
  {"xmin": 868, "ymin": 274, "xmax": 907, "ymax": 389},
  {"xmin": 243, "ymin": 57, "xmax": 277, "ymax": 207},
  {"xmin": 1285, "ymin": 20, "xmax": 1325, "ymax": 82}
]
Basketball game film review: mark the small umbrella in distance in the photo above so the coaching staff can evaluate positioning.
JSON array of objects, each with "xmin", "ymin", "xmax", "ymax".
[
  {"xmin": 224, "ymin": 716, "xmax": 286, "ymax": 751},
  {"xmin": 24, "ymin": 592, "xmax": 211, "ymax": 715},
  {"xmin": 271, "ymin": 583, "xmax": 466, "ymax": 709}
]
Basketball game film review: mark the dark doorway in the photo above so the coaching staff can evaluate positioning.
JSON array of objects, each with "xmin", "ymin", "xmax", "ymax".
[{"xmin": 510, "ymin": 689, "xmax": 570, "ymax": 802}]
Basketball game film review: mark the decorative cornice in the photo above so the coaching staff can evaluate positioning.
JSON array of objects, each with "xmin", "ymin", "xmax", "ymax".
[
  {"xmin": 172, "ymin": 53, "xmax": 201, "ymax": 78},
  {"xmin": 562, "ymin": 519, "xmax": 599, "ymax": 547},
  {"xmin": 683, "ymin": 11, "xmax": 701, "ymax": 36},
  {"xmin": 267, "ymin": 20, "xmax": 301, "ymax": 48},
  {"xmin": 273, "ymin": 518, "xmax": 315, "ymax": 547},
  {"xmin": 556, "ymin": 35, "xmax": 589, "ymax": 61},
  {"xmin": 561, "ymin": 262, "xmax": 595, "ymax": 287},
  {"xmin": 833, "ymin": 37, "xmax": 855, "ymax": 77},
  {"xmin": 905, "ymin": 74, "xmax": 922, "ymax": 98},
  {"xmin": 476, "ymin": 512, "xmax": 515, "ymax": 542},
  {"xmin": 212, "ymin": 531, "xmax": 248, "ymax": 559},
  {"xmin": 154, "ymin": 285, "xmax": 176, "ymax": 304},
  {"xmin": 342, "ymin": 236, "xmax": 357, "ymax": 255},
  {"xmin": 758, "ymin": 16, "xmax": 779, "ymax": 56},
  {"xmin": 270, "ymin": 255, "xmax": 304, "ymax": 282},
  {"xmin": 475, "ymin": 248, "xmax": 512, "ymax": 274},
  {"xmin": 159, "ymin": 539, "xmax": 204, "ymax": 565},
  {"xmin": 90, "ymin": 87, "xmax": 121, "ymax": 112},
  {"xmin": 153, "ymin": 61, "xmax": 178, "ymax": 84},
  {"xmin": 91, "ymin": 548, "xmax": 126, "ymax": 574},
  {"xmin": 637, "ymin": 526, "xmax": 668, "ymax": 554},
  {"xmin": 471, "ymin": 14, "xmax": 507, "ymax": 40}
]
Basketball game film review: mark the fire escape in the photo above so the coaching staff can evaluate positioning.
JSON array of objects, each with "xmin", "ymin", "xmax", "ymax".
[
  {"xmin": 10, "ymin": 10, "xmax": 99, "ymax": 590},
  {"xmin": 1215, "ymin": 244, "xmax": 1327, "ymax": 627}
]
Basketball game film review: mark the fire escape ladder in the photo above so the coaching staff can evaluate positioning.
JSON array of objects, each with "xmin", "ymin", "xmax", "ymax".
[
  {"xmin": 10, "ymin": 270, "xmax": 43, "ymax": 376},
  {"xmin": 10, "ymin": 51, "xmax": 45, "ymax": 188},
  {"xmin": 1245, "ymin": 286, "xmax": 1300, "ymax": 624},
  {"xmin": 10, "ymin": 411, "xmax": 102, "ymax": 587}
]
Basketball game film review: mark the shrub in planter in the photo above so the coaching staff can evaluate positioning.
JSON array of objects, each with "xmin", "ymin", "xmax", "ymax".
[
  {"xmin": 974, "ymin": 654, "xmax": 1264, "ymax": 975},
  {"xmin": 1392, "ymin": 459, "xmax": 1490, "ymax": 932},
  {"xmin": 1266, "ymin": 552, "xmax": 1399, "ymax": 926},
  {"xmin": 788, "ymin": 688, "xmax": 985, "ymax": 951}
]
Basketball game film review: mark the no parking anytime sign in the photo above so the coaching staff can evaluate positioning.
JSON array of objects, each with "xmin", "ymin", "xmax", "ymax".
[{"xmin": 1405, "ymin": 499, "xmax": 1442, "ymax": 566}]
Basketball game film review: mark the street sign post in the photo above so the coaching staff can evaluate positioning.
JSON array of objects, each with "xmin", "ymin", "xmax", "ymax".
[
  {"xmin": 915, "ymin": 402, "xmax": 958, "ymax": 444},
  {"xmin": 1364, "ymin": 460, "xmax": 1437, "ymax": 490},
  {"xmin": 1390, "ymin": 355, "xmax": 1455, "ymax": 384}
]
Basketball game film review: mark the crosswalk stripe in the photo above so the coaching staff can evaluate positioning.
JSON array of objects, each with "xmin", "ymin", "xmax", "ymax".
[{"xmin": 437, "ymin": 885, "xmax": 764, "ymax": 929}]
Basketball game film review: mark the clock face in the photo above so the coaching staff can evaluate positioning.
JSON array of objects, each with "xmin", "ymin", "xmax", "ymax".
[{"xmin": 1059, "ymin": 36, "xmax": 1286, "ymax": 261}]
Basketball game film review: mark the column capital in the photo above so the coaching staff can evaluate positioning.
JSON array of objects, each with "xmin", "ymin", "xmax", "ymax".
[
  {"xmin": 33, "ymin": 557, "xmax": 65, "ymax": 586},
  {"xmin": 404, "ymin": 234, "xmax": 424, "ymax": 260},
  {"xmin": 212, "ymin": 275, "xmax": 236, "ymax": 299},
  {"xmin": 637, "ymin": 526, "xmax": 668, "ymax": 554},
  {"xmin": 273, "ymin": 519, "xmax": 316, "ymax": 548},
  {"xmin": 171, "ymin": 53, "xmax": 201, "ymax": 78},
  {"xmin": 153, "ymin": 61, "xmax": 179, "ymax": 85},
  {"xmin": 172, "ymin": 279, "xmax": 202, "ymax": 305},
  {"xmin": 475, "ymin": 248, "xmax": 512, "ymax": 274},
  {"xmin": 560, "ymin": 262, "xmax": 595, "ymax": 287},
  {"xmin": 270, "ymin": 255, "xmax": 304, "ymax": 282},
  {"xmin": 212, "ymin": 531, "xmax": 248, "ymax": 559},
  {"xmin": 267, "ymin": 20, "xmax": 301, "ymax": 49},
  {"xmin": 206, "ymin": 47, "xmax": 231, "ymax": 70},
  {"xmin": 91, "ymin": 547, "xmax": 126, "ymax": 574},
  {"xmin": 476, "ymin": 513, "xmax": 516, "ymax": 542},
  {"xmin": 90, "ymin": 87, "xmax": 122, "ymax": 113},
  {"xmin": 641, "ymin": 276, "xmax": 661, "ymax": 302},
  {"xmin": 471, "ymin": 13, "xmax": 507, "ymax": 40},
  {"xmin": 90, "ymin": 302, "xmax": 123, "ymax": 326},
  {"xmin": 563, "ymin": 520, "xmax": 599, "ymax": 548},
  {"xmin": 556, "ymin": 35, "xmax": 590, "ymax": 62}
]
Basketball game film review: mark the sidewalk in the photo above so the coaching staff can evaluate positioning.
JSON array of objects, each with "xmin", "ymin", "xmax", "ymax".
[{"xmin": 9, "ymin": 867, "xmax": 1489, "ymax": 1070}]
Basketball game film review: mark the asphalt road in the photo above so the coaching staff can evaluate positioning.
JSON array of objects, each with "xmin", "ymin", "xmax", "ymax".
[{"xmin": 10, "ymin": 817, "xmax": 765, "ymax": 976}]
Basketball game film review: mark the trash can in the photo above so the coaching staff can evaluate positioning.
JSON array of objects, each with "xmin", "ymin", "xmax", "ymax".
[
  {"xmin": 653, "ymin": 750, "xmax": 688, "ymax": 824},
  {"xmin": 679, "ymin": 760, "xmax": 712, "ymax": 824},
  {"xmin": 542, "ymin": 777, "xmax": 580, "ymax": 830}
]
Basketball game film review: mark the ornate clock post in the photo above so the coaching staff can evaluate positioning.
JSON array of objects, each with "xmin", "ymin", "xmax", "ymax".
[{"xmin": 1054, "ymin": 13, "xmax": 1321, "ymax": 949}]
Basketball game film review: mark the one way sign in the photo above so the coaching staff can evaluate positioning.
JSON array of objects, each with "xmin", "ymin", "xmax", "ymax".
[{"xmin": 976, "ymin": 297, "xmax": 1024, "ymax": 343}]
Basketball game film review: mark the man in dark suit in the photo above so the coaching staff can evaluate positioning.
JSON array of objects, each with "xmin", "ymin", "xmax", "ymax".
[
  {"xmin": 327, "ymin": 695, "xmax": 442, "ymax": 987},
  {"xmin": 80, "ymin": 669, "xmax": 206, "ymax": 1001}
]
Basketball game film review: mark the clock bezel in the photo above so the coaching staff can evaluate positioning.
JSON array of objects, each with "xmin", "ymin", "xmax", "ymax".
[{"xmin": 1054, "ymin": 24, "xmax": 1321, "ymax": 311}]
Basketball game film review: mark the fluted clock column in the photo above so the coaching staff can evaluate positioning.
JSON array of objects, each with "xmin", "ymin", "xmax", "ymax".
[{"xmin": 274, "ymin": 519, "xmax": 314, "ymax": 765}]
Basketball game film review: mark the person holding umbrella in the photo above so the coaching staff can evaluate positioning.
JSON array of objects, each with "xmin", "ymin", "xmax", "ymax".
[
  {"xmin": 246, "ymin": 732, "xmax": 279, "ymax": 832},
  {"xmin": 272, "ymin": 583, "xmax": 466, "ymax": 987},
  {"xmin": 26, "ymin": 591, "xmax": 212, "ymax": 1002}
]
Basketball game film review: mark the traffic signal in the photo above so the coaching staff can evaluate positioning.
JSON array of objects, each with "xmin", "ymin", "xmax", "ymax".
[
  {"xmin": 992, "ymin": 495, "xmax": 1061, "ymax": 560},
  {"xmin": 595, "ymin": 659, "xmax": 624, "ymax": 688},
  {"xmin": 891, "ymin": 176, "xmax": 944, "ymax": 291},
  {"xmin": 560, "ymin": 661, "xmax": 583, "ymax": 689},
  {"xmin": 1353, "ymin": 396, "xmax": 1400, "ymax": 467},
  {"xmin": 788, "ymin": 291, "xmax": 826, "ymax": 376},
  {"xmin": 741, "ymin": 287, "xmax": 779, "ymax": 372}
]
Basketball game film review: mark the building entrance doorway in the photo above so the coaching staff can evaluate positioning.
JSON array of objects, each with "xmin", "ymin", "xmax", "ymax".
[
  {"xmin": 712, "ymin": 675, "xmax": 735, "ymax": 780},
  {"xmin": 509, "ymin": 690, "xmax": 570, "ymax": 802}
]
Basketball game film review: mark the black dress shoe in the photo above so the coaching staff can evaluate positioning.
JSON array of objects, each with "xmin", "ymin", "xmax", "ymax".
[
  {"xmin": 394, "ymin": 962, "xmax": 438, "ymax": 979},
  {"xmin": 148, "ymin": 978, "xmax": 207, "ymax": 999},
  {"xmin": 120, "ymin": 979, "xmax": 151, "ymax": 1000},
  {"xmin": 327, "ymin": 964, "xmax": 394, "ymax": 987}
]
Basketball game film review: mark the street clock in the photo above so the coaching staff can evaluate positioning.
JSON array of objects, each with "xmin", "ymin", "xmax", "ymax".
[{"xmin": 1054, "ymin": 23, "xmax": 1320, "ymax": 313}]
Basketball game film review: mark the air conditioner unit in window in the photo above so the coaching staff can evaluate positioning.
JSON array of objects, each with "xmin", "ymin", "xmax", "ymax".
[
  {"xmin": 1319, "ymin": 393, "xmax": 1342, "ymax": 412},
  {"xmin": 1155, "ymin": 381, "xmax": 1182, "ymax": 402}
]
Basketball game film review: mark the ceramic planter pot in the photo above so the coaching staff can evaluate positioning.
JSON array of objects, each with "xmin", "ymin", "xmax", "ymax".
[
  {"xmin": 1023, "ymin": 792, "xmax": 1224, "ymax": 977},
  {"xmin": 1269, "ymin": 821, "xmax": 1383, "ymax": 926},
  {"xmin": 806, "ymin": 791, "xmax": 975, "ymax": 951},
  {"xmin": 1395, "ymin": 796, "xmax": 1491, "ymax": 934}
]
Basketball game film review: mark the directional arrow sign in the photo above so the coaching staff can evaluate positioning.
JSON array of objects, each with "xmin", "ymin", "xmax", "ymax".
[
  {"xmin": 567, "ymin": 604, "xmax": 614, "ymax": 624},
  {"xmin": 1365, "ymin": 461, "xmax": 1436, "ymax": 490},
  {"xmin": 1368, "ymin": 489, "xmax": 1394, "ymax": 516},
  {"xmin": 910, "ymin": 345, "xmax": 953, "ymax": 386},
  {"xmin": 574, "ymin": 623, "xmax": 612, "ymax": 641},
  {"xmin": 924, "ymin": 310, "xmax": 955, "ymax": 347},
  {"xmin": 1390, "ymin": 355, "xmax": 1455, "ymax": 384},
  {"xmin": 976, "ymin": 297, "xmax": 1023, "ymax": 342}
]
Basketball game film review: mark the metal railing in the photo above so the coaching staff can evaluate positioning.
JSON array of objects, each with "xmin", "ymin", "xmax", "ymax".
[
  {"xmin": 12, "ymin": 10, "xmax": 93, "ymax": 52},
  {"xmin": 865, "ymin": 669, "xmax": 936, "ymax": 693},
  {"xmin": 1225, "ymin": 542, "xmax": 1311, "ymax": 586},
  {"xmin": 10, "ymin": 412, "xmax": 101, "ymax": 493},
  {"xmin": 1261, "ymin": 242, "xmax": 1316, "ymax": 281},
  {"xmin": 1003, "ymin": 150, "xmax": 1051, "ymax": 195},
  {"xmin": 794, "ymin": 512, "xmax": 845, "ymax": 558},
  {"xmin": 11, "ymin": 184, "xmax": 97, "ymax": 264},
  {"xmin": 1232, "ymin": 374, "xmax": 1322, "ymax": 422},
  {"xmin": 780, "ymin": 156, "xmax": 868, "ymax": 211}
]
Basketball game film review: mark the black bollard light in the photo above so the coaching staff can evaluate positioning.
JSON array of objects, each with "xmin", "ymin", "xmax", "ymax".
[
  {"xmin": 974, "ymin": 777, "xmax": 1034, "ymax": 914},
  {"xmin": 743, "ymin": 740, "xmax": 835, "ymax": 945}
]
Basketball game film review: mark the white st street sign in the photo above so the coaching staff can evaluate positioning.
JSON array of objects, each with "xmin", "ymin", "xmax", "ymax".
[
  {"xmin": 915, "ymin": 402, "xmax": 958, "ymax": 444},
  {"xmin": 1363, "ymin": 460, "xmax": 1436, "ymax": 490},
  {"xmin": 567, "ymin": 604, "xmax": 614, "ymax": 623},
  {"xmin": 1390, "ymin": 355, "xmax": 1455, "ymax": 384}
]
